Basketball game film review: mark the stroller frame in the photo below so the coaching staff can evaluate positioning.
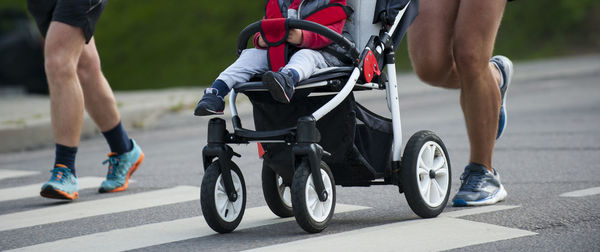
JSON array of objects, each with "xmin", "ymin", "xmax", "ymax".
[{"xmin": 200, "ymin": 0, "xmax": 451, "ymax": 234}]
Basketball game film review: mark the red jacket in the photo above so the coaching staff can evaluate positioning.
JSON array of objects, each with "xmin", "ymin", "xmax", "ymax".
[{"xmin": 253, "ymin": 0, "xmax": 347, "ymax": 49}]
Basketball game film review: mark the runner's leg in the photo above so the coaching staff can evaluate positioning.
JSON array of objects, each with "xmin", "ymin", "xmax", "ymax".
[
  {"xmin": 78, "ymin": 37, "xmax": 120, "ymax": 132},
  {"xmin": 44, "ymin": 21, "xmax": 86, "ymax": 147},
  {"xmin": 407, "ymin": 0, "xmax": 460, "ymax": 89},
  {"xmin": 453, "ymin": 0, "xmax": 506, "ymax": 170}
]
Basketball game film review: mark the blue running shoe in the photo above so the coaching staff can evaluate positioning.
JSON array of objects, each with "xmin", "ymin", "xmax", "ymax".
[
  {"xmin": 194, "ymin": 88, "xmax": 225, "ymax": 116},
  {"xmin": 452, "ymin": 163, "xmax": 507, "ymax": 207},
  {"xmin": 40, "ymin": 165, "xmax": 79, "ymax": 200},
  {"xmin": 99, "ymin": 139, "xmax": 144, "ymax": 193},
  {"xmin": 490, "ymin": 55, "xmax": 513, "ymax": 140}
]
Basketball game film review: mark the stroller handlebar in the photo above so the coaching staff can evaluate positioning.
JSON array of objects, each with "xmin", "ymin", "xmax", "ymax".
[{"xmin": 237, "ymin": 19, "xmax": 360, "ymax": 60}]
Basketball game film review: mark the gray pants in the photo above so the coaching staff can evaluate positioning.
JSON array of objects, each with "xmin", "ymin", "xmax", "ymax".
[{"xmin": 217, "ymin": 48, "xmax": 328, "ymax": 89}]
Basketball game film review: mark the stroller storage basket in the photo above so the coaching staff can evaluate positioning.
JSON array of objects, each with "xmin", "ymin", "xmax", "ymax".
[{"xmin": 247, "ymin": 92, "xmax": 393, "ymax": 186}]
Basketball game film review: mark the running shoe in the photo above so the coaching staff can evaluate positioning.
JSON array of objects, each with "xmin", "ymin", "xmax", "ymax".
[
  {"xmin": 40, "ymin": 165, "xmax": 79, "ymax": 200},
  {"xmin": 490, "ymin": 55, "xmax": 513, "ymax": 140},
  {"xmin": 194, "ymin": 88, "xmax": 225, "ymax": 116},
  {"xmin": 452, "ymin": 163, "xmax": 507, "ymax": 207},
  {"xmin": 99, "ymin": 139, "xmax": 144, "ymax": 193},
  {"xmin": 262, "ymin": 71, "xmax": 296, "ymax": 103}
]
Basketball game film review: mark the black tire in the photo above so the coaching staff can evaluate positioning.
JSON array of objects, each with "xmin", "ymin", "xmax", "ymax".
[
  {"xmin": 291, "ymin": 160, "xmax": 335, "ymax": 233},
  {"xmin": 401, "ymin": 130, "xmax": 451, "ymax": 218},
  {"xmin": 200, "ymin": 161, "xmax": 246, "ymax": 233},
  {"xmin": 261, "ymin": 163, "xmax": 294, "ymax": 218}
]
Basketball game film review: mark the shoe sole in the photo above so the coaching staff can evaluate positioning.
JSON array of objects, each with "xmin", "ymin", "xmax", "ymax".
[
  {"xmin": 194, "ymin": 108, "xmax": 224, "ymax": 116},
  {"xmin": 453, "ymin": 185, "xmax": 508, "ymax": 207},
  {"xmin": 40, "ymin": 186, "xmax": 79, "ymax": 200},
  {"xmin": 263, "ymin": 73, "xmax": 291, "ymax": 103},
  {"xmin": 99, "ymin": 152, "xmax": 145, "ymax": 193}
]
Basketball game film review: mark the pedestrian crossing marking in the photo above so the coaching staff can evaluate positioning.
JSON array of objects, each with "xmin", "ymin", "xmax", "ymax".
[
  {"xmin": 0, "ymin": 176, "xmax": 105, "ymax": 202},
  {"xmin": 441, "ymin": 204, "xmax": 520, "ymax": 218},
  {"xmin": 0, "ymin": 169, "xmax": 39, "ymax": 181},
  {"xmin": 0, "ymin": 186, "xmax": 199, "ymax": 232},
  {"xmin": 247, "ymin": 205, "xmax": 536, "ymax": 252},
  {"xmin": 560, "ymin": 187, "xmax": 600, "ymax": 197},
  {"xmin": 247, "ymin": 216, "xmax": 536, "ymax": 252},
  {"xmin": 7, "ymin": 204, "xmax": 369, "ymax": 252}
]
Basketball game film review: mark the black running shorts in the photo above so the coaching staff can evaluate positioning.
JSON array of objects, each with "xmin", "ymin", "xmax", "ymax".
[{"xmin": 27, "ymin": 0, "xmax": 108, "ymax": 44}]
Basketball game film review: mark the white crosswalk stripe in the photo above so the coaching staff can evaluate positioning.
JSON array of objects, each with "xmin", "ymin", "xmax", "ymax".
[
  {"xmin": 0, "ymin": 169, "xmax": 39, "ymax": 180},
  {"xmin": 0, "ymin": 186, "xmax": 199, "ymax": 232},
  {"xmin": 0, "ymin": 175, "xmax": 533, "ymax": 251},
  {"xmin": 0, "ymin": 177, "xmax": 106, "ymax": 202},
  {"xmin": 560, "ymin": 186, "xmax": 600, "ymax": 197},
  {"xmin": 246, "ymin": 205, "xmax": 536, "ymax": 252},
  {"xmin": 7, "ymin": 204, "xmax": 369, "ymax": 252}
]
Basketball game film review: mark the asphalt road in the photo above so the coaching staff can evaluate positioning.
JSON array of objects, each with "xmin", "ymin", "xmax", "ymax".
[{"xmin": 1, "ymin": 59, "xmax": 599, "ymax": 251}]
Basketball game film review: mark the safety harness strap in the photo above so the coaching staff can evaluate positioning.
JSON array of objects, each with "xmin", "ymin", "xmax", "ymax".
[{"xmin": 261, "ymin": 0, "xmax": 349, "ymax": 71}]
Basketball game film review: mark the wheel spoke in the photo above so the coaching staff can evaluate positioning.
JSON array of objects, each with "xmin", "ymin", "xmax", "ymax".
[
  {"xmin": 420, "ymin": 174, "xmax": 430, "ymax": 192},
  {"xmin": 427, "ymin": 145, "xmax": 436, "ymax": 166},
  {"xmin": 436, "ymin": 167, "xmax": 449, "ymax": 177},
  {"xmin": 432, "ymin": 156, "xmax": 446, "ymax": 171},
  {"xmin": 219, "ymin": 198, "xmax": 229, "ymax": 216},
  {"xmin": 429, "ymin": 182, "xmax": 439, "ymax": 204},
  {"xmin": 216, "ymin": 180, "xmax": 225, "ymax": 193},
  {"xmin": 307, "ymin": 181, "xmax": 319, "ymax": 210},
  {"xmin": 432, "ymin": 179, "xmax": 445, "ymax": 200},
  {"xmin": 418, "ymin": 167, "xmax": 429, "ymax": 177}
]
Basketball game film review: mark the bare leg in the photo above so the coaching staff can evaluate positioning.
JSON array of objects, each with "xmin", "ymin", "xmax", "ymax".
[
  {"xmin": 453, "ymin": 0, "xmax": 506, "ymax": 171},
  {"xmin": 44, "ymin": 22, "xmax": 86, "ymax": 147},
  {"xmin": 77, "ymin": 37, "xmax": 120, "ymax": 132},
  {"xmin": 407, "ymin": 0, "xmax": 460, "ymax": 89}
]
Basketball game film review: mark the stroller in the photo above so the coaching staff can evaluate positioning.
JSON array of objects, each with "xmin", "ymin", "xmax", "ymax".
[{"xmin": 199, "ymin": 0, "xmax": 452, "ymax": 234}]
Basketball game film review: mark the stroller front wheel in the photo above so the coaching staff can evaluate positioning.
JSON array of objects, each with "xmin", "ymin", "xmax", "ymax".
[
  {"xmin": 200, "ymin": 161, "xmax": 247, "ymax": 233},
  {"xmin": 401, "ymin": 130, "xmax": 451, "ymax": 218},
  {"xmin": 291, "ymin": 160, "xmax": 336, "ymax": 233}
]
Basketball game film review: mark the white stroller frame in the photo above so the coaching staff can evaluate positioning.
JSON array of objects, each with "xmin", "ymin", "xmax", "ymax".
[{"xmin": 199, "ymin": 0, "xmax": 452, "ymax": 234}]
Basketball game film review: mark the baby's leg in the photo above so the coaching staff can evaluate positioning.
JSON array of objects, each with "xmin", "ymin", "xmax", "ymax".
[
  {"xmin": 216, "ymin": 48, "xmax": 269, "ymax": 90},
  {"xmin": 195, "ymin": 48, "xmax": 269, "ymax": 116},
  {"xmin": 283, "ymin": 49, "xmax": 328, "ymax": 82}
]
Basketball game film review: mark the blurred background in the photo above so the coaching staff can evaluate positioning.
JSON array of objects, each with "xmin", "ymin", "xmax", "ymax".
[{"xmin": 1, "ymin": 0, "xmax": 598, "ymax": 93}]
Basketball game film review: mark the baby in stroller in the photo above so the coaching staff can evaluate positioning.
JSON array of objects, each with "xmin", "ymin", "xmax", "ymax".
[
  {"xmin": 194, "ymin": 0, "xmax": 354, "ymax": 116},
  {"xmin": 195, "ymin": 0, "xmax": 452, "ymax": 234}
]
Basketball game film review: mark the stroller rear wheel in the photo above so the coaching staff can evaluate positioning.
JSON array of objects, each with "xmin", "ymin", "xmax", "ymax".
[
  {"xmin": 261, "ymin": 163, "xmax": 293, "ymax": 217},
  {"xmin": 200, "ymin": 161, "xmax": 247, "ymax": 233},
  {"xmin": 401, "ymin": 130, "xmax": 451, "ymax": 218},
  {"xmin": 291, "ymin": 160, "xmax": 335, "ymax": 233}
]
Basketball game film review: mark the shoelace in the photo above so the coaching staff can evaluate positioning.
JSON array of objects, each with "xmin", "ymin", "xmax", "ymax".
[
  {"xmin": 460, "ymin": 171, "xmax": 485, "ymax": 191},
  {"xmin": 51, "ymin": 168, "xmax": 71, "ymax": 184},
  {"xmin": 102, "ymin": 155, "xmax": 120, "ymax": 179}
]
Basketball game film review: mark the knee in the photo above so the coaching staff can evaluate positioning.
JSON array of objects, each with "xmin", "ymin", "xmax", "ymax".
[
  {"xmin": 44, "ymin": 53, "xmax": 78, "ymax": 83},
  {"xmin": 452, "ymin": 45, "xmax": 490, "ymax": 80}
]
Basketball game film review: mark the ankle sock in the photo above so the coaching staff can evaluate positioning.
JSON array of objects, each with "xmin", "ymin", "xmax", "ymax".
[
  {"xmin": 211, "ymin": 79, "xmax": 230, "ymax": 98},
  {"xmin": 102, "ymin": 121, "xmax": 132, "ymax": 155},
  {"xmin": 282, "ymin": 68, "xmax": 300, "ymax": 84},
  {"xmin": 55, "ymin": 144, "xmax": 77, "ymax": 176}
]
